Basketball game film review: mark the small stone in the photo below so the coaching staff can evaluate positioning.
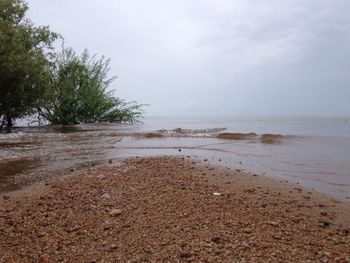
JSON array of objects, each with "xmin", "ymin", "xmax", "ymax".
[
  {"xmin": 342, "ymin": 228, "xmax": 350, "ymax": 235},
  {"xmin": 319, "ymin": 221, "xmax": 331, "ymax": 228},
  {"xmin": 109, "ymin": 159, "xmax": 113, "ymax": 164},
  {"xmin": 179, "ymin": 251, "xmax": 192, "ymax": 258},
  {"xmin": 211, "ymin": 236, "xmax": 222, "ymax": 244},
  {"xmin": 213, "ymin": 192, "xmax": 221, "ymax": 196},
  {"xmin": 100, "ymin": 193, "xmax": 111, "ymax": 200},
  {"xmin": 109, "ymin": 209, "xmax": 122, "ymax": 217},
  {"xmin": 323, "ymin": 252, "xmax": 331, "ymax": 257},
  {"xmin": 244, "ymin": 228, "xmax": 252, "ymax": 234},
  {"xmin": 39, "ymin": 254, "xmax": 50, "ymax": 263},
  {"xmin": 267, "ymin": 221, "xmax": 279, "ymax": 227},
  {"xmin": 178, "ymin": 149, "xmax": 182, "ymax": 152},
  {"xmin": 103, "ymin": 225, "xmax": 111, "ymax": 231},
  {"xmin": 109, "ymin": 244, "xmax": 118, "ymax": 251},
  {"xmin": 38, "ymin": 232, "xmax": 46, "ymax": 237}
]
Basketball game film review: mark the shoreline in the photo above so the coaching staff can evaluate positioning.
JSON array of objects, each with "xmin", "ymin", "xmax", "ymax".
[
  {"xmin": 1, "ymin": 126, "xmax": 350, "ymax": 202},
  {"xmin": 1, "ymin": 156, "xmax": 349, "ymax": 262}
]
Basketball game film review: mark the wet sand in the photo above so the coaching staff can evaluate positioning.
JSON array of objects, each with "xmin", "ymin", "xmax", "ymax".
[{"xmin": 1, "ymin": 156, "xmax": 349, "ymax": 262}]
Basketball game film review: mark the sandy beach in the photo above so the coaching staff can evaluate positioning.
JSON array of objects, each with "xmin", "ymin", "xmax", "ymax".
[{"xmin": 0, "ymin": 156, "xmax": 349, "ymax": 262}]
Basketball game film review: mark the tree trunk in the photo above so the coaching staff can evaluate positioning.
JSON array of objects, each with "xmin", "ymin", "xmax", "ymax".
[{"xmin": 5, "ymin": 114, "xmax": 13, "ymax": 129}]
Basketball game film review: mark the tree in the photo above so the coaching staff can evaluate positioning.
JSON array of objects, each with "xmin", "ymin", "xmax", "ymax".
[
  {"xmin": 0, "ymin": 0, "xmax": 57, "ymax": 129},
  {"xmin": 38, "ymin": 48, "xmax": 144, "ymax": 125}
]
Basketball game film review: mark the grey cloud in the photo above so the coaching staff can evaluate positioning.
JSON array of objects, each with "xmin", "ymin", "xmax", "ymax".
[{"xmin": 27, "ymin": 0, "xmax": 350, "ymax": 116}]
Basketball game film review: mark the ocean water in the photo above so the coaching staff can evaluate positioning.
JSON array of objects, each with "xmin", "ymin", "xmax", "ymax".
[
  {"xmin": 1, "ymin": 116, "xmax": 350, "ymax": 201},
  {"xmin": 139, "ymin": 116, "xmax": 350, "ymax": 137},
  {"xmin": 125, "ymin": 116, "xmax": 350, "ymax": 200}
]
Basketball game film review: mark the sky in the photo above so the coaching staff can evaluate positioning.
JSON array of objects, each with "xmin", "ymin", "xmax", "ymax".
[{"xmin": 27, "ymin": 0, "xmax": 350, "ymax": 116}]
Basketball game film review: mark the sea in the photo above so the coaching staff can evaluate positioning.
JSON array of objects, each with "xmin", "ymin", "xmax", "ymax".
[{"xmin": 0, "ymin": 116, "xmax": 350, "ymax": 201}]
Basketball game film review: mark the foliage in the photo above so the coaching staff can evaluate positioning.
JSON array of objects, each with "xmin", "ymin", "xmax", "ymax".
[
  {"xmin": 0, "ymin": 0, "xmax": 58, "ymax": 128},
  {"xmin": 0, "ymin": 0, "xmax": 144, "ymax": 128},
  {"xmin": 38, "ymin": 48, "xmax": 144, "ymax": 125}
]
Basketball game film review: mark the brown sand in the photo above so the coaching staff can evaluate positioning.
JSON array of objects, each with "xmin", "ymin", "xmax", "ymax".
[{"xmin": 0, "ymin": 157, "xmax": 349, "ymax": 262}]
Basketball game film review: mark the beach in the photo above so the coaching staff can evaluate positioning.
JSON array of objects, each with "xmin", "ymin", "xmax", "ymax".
[
  {"xmin": 2, "ymin": 0, "xmax": 350, "ymax": 261},
  {"xmin": 1, "ymin": 156, "xmax": 349, "ymax": 262}
]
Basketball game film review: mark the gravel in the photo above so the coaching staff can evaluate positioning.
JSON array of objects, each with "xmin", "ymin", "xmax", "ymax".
[{"xmin": 0, "ymin": 156, "xmax": 349, "ymax": 262}]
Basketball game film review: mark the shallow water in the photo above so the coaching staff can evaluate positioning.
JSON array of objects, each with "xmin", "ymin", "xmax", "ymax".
[{"xmin": 0, "ymin": 116, "xmax": 350, "ymax": 201}]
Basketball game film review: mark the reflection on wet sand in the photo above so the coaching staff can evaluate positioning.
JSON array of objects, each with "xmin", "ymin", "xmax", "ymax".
[{"xmin": 0, "ymin": 158, "xmax": 43, "ymax": 192}]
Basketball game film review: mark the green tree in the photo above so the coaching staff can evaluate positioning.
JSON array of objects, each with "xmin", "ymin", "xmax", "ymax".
[
  {"xmin": 38, "ymin": 48, "xmax": 144, "ymax": 125},
  {"xmin": 0, "ymin": 0, "xmax": 57, "ymax": 129}
]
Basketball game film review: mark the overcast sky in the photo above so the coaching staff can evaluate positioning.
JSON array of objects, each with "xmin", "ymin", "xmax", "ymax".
[{"xmin": 27, "ymin": 0, "xmax": 350, "ymax": 116}]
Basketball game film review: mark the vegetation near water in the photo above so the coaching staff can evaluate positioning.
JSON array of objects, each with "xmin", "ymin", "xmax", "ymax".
[
  {"xmin": 38, "ymin": 48, "xmax": 144, "ymax": 125},
  {"xmin": 0, "ymin": 0, "xmax": 144, "ymax": 129}
]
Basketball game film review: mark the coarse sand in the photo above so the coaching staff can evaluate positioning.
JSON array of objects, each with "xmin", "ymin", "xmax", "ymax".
[{"xmin": 0, "ymin": 157, "xmax": 349, "ymax": 262}]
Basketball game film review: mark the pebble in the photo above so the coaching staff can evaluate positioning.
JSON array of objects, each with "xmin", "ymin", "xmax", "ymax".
[
  {"xmin": 39, "ymin": 254, "xmax": 50, "ymax": 263},
  {"xmin": 211, "ymin": 236, "xmax": 222, "ymax": 244},
  {"xmin": 319, "ymin": 221, "xmax": 331, "ymax": 228},
  {"xmin": 109, "ymin": 209, "xmax": 122, "ymax": 217},
  {"xmin": 100, "ymin": 193, "xmax": 111, "ymax": 200},
  {"xmin": 267, "ymin": 221, "xmax": 279, "ymax": 227},
  {"xmin": 179, "ymin": 251, "xmax": 192, "ymax": 258}
]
